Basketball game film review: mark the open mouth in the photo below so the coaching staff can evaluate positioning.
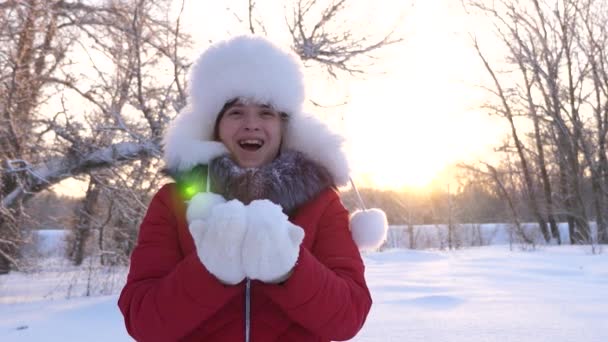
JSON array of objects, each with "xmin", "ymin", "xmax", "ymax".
[{"xmin": 238, "ymin": 139, "xmax": 264, "ymax": 151}]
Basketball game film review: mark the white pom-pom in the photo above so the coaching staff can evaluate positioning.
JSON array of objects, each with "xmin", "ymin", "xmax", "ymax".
[{"xmin": 350, "ymin": 208, "xmax": 388, "ymax": 251}]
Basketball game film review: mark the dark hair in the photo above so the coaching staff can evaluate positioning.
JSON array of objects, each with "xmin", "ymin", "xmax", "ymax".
[
  {"xmin": 212, "ymin": 98, "xmax": 240, "ymax": 141},
  {"xmin": 212, "ymin": 98, "xmax": 289, "ymax": 141}
]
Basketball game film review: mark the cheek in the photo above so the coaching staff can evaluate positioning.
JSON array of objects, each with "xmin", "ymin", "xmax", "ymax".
[
  {"xmin": 270, "ymin": 122, "xmax": 284, "ymax": 145},
  {"xmin": 217, "ymin": 120, "xmax": 235, "ymax": 144}
]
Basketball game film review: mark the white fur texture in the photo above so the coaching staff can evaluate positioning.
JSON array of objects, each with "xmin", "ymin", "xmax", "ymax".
[
  {"xmin": 282, "ymin": 113, "xmax": 350, "ymax": 186},
  {"xmin": 188, "ymin": 35, "xmax": 305, "ymax": 125},
  {"xmin": 162, "ymin": 35, "xmax": 351, "ymax": 187},
  {"xmin": 163, "ymin": 106, "xmax": 229, "ymax": 171},
  {"xmin": 186, "ymin": 192, "xmax": 227, "ymax": 224},
  {"xmin": 242, "ymin": 200, "xmax": 304, "ymax": 283},
  {"xmin": 350, "ymin": 208, "xmax": 388, "ymax": 251},
  {"xmin": 189, "ymin": 199, "xmax": 248, "ymax": 285}
]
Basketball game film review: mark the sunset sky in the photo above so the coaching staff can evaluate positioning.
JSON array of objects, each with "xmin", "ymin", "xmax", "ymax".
[
  {"xmin": 53, "ymin": 0, "xmax": 511, "ymax": 195},
  {"xmin": 342, "ymin": 0, "xmax": 507, "ymax": 190},
  {"xmin": 174, "ymin": 0, "xmax": 509, "ymax": 190}
]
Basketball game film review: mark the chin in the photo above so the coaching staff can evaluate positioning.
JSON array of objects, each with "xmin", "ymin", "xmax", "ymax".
[
  {"xmin": 233, "ymin": 150, "xmax": 278, "ymax": 168},
  {"xmin": 235, "ymin": 158, "xmax": 263, "ymax": 168}
]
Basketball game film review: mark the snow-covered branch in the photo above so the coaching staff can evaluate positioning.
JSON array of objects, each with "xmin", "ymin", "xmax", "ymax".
[{"xmin": 1, "ymin": 141, "xmax": 160, "ymax": 208}]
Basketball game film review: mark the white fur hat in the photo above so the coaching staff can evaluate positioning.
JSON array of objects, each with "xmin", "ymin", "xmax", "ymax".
[
  {"xmin": 163, "ymin": 35, "xmax": 387, "ymax": 250},
  {"xmin": 163, "ymin": 35, "xmax": 350, "ymax": 186}
]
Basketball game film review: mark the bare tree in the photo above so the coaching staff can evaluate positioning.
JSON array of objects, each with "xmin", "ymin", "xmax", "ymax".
[
  {"xmin": 1, "ymin": 0, "xmax": 406, "ymax": 271},
  {"xmin": 0, "ymin": 0, "xmax": 190, "ymax": 270},
  {"xmin": 1, "ymin": 0, "xmax": 69, "ymax": 272},
  {"xmin": 460, "ymin": 162, "xmax": 535, "ymax": 245},
  {"xmin": 573, "ymin": 0, "xmax": 608, "ymax": 244},
  {"xmin": 467, "ymin": 0, "xmax": 608, "ymax": 244},
  {"xmin": 472, "ymin": 36, "xmax": 553, "ymax": 243},
  {"xmin": 286, "ymin": 0, "xmax": 403, "ymax": 78}
]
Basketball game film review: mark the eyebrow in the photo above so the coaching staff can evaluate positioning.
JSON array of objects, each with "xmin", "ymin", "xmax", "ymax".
[{"xmin": 229, "ymin": 103, "xmax": 274, "ymax": 109}]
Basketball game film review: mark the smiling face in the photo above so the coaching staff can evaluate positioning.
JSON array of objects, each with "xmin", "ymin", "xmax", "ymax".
[{"xmin": 217, "ymin": 100, "xmax": 285, "ymax": 168}]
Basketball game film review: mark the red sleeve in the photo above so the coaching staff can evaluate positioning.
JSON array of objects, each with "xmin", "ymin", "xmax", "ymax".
[
  {"xmin": 117, "ymin": 184, "xmax": 241, "ymax": 342},
  {"xmin": 259, "ymin": 190, "xmax": 372, "ymax": 341}
]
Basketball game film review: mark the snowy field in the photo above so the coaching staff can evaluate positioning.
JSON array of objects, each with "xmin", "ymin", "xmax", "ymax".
[
  {"xmin": 355, "ymin": 246, "xmax": 607, "ymax": 342},
  {"xmin": 0, "ymin": 229, "xmax": 607, "ymax": 341}
]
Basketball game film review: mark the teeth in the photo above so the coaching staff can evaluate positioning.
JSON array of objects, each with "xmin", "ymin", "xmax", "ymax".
[{"xmin": 239, "ymin": 139, "xmax": 263, "ymax": 146}]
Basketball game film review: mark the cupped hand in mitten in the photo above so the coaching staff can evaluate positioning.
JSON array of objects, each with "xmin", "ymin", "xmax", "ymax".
[
  {"xmin": 241, "ymin": 199, "xmax": 305, "ymax": 283},
  {"xmin": 186, "ymin": 192, "xmax": 227, "ymax": 224},
  {"xmin": 189, "ymin": 199, "xmax": 247, "ymax": 285}
]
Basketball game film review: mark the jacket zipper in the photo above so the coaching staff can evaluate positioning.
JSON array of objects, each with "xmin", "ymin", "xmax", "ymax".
[
  {"xmin": 206, "ymin": 167, "xmax": 251, "ymax": 341},
  {"xmin": 245, "ymin": 278, "xmax": 251, "ymax": 342}
]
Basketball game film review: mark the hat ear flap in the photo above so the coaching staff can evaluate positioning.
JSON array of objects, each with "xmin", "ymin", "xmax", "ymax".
[{"xmin": 350, "ymin": 208, "xmax": 388, "ymax": 251}]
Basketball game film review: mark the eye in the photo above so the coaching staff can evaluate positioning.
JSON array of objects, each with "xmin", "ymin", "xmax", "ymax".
[
  {"xmin": 260, "ymin": 110, "xmax": 277, "ymax": 118},
  {"xmin": 227, "ymin": 110, "xmax": 242, "ymax": 117}
]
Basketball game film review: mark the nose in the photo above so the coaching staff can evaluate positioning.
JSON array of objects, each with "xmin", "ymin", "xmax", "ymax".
[{"xmin": 243, "ymin": 113, "xmax": 261, "ymax": 131}]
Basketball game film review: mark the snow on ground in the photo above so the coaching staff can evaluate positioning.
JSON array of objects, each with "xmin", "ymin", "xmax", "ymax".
[
  {"xmin": 355, "ymin": 245, "xmax": 607, "ymax": 342},
  {"xmin": 0, "ymin": 296, "xmax": 126, "ymax": 342},
  {"xmin": 1, "ymin": 239, "xmax": 607, "ymax": 341}
]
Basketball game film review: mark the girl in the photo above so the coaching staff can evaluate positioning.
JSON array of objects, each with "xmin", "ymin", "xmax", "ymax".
[{"xmin": 118, "ymin": 35, "xmax": 386, "ymax": 342}]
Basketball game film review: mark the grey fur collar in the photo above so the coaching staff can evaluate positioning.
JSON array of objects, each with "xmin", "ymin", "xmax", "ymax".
[{"xmin": 209, "ymin": 150, "xmax": 334, "ymax": 215}]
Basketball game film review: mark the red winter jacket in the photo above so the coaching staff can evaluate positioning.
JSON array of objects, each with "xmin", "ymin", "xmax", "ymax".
[{"xmin": 118, "ymin": 183, "xmax": 372, "ymax": 341}]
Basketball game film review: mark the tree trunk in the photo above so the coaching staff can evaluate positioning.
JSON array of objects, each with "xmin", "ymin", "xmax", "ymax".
[
  {"xmin": 534, "ymin": 121, "xmax": 560, "ymax": 244},
  {"xmin": 524, "ymin": 64, "xmax": 560, "ymax": 244},
  {"xmin": 407, "ymin": 224, "xmax": 415, "ymax": 249},
  {"xmin": 562, "ymin": 14, "xmax": 591, "ymax": 245},
  {"xmin": 69, "ymin": 177, "xmax": 100, "ymax": 266},
  {"xmin": 595, "ymin": 106, "xmax": 608, "ymax": 243},
  {"xmin": 0, "ymin": 161, "xmax": 22, "ymax": 273},
  {"xmin": 473, "ymin": 42, "xmax": 551, "ymax": 243}
]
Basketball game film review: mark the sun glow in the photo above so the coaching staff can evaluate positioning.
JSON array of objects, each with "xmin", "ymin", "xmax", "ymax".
[
  {"xmin": 340, "ymin": 0, "xmax": 507, "ymax": 191},
  {"xmin": 344, "ymin": 72, "xmax": 504, "ymax": 191},
  {"xmin": 345, "ymin": 78, "xmax": 459, "ymax": 190}
]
